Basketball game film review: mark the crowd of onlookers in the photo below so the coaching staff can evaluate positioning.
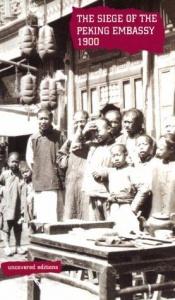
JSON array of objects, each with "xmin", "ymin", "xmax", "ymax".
[
  {"xmin": 1, "ymin": 104, "xmax": 175, "ymax": 257},
  {"xmin": 58, "ymin": 105, "xmax": 175, "ymax": 233}
]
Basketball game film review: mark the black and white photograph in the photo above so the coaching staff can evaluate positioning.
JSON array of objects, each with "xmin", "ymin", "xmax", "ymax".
[{"xmin": 0, "ymin": 0, "xmax": 175, "ymax": 299}]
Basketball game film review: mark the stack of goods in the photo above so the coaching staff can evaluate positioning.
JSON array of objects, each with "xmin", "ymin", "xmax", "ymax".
[
  {"xmin": 19, "ymin": 25, "xmax": 37, "ymax": 57},
  {"xmin": 40, "ymin": 77, "xmax": 57, "ymax": 110},
  {"xmin": 20, "ymin": 73, "xmax": 37, "ymax": 105},
  {"xmin": 38, "ymin": 25, "xmax": 56, "ymax": 60},
  {"xmin": 18, "ymin": 13, "xmax": 57, "ymax": 110}
]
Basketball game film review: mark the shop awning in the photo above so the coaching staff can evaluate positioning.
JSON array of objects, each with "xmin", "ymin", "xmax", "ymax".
[{"xmin": 0, "ymin": 105, "xmax": 38, "ymax": 137}]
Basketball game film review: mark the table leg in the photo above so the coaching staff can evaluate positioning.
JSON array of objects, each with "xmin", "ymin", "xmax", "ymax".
[
  {"xmin": 119, "ymin": 274, "xmax": 133, "ymax": 300},
  {"xmin": 99, "ymin": 266, "xmax": 116, "ymax": 300},
  {"xmin": 27, "ymin": 276, "xmax": 41, "ymax": 300}
]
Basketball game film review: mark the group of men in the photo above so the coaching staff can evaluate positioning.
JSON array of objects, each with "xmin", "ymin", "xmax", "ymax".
[{"xmin": 26, "ymin": 105, "xmax": 175, "ymax": 236}]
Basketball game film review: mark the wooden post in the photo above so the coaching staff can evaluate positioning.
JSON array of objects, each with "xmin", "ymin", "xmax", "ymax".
[
  {"xmin": 119, "ymin": 273, "xmax": 133, "ymax": 300},
  {"xmin": 55, "ymin": 78, "xmax": 66, "ymax": 132},
  {"xmin": 99, "ymin": 266, "xmax": 116, "ymax": 300},
  {"xmin": 0, "ymin": 59, "xmax": 38, "ymax": 73},
  {"xmin": 152, "ymin": 274, "xmax": 165, "ymax": 300},
  {"xmin": 142, "ymin": 51, "xmax": 156, "ymax": 137},
  {"xmin": 115, "ymin": 280, "xmax": 175, "ymax": 297},
  {"xmin": 27, "ymin": 276, "xmax": 41, "ymax": 300},
  {"xmin": 65, "ymin": 43, "xmax": 75, "ymax": 139}
]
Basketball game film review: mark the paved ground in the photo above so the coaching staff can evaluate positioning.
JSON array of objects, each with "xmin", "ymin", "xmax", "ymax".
[
  {"xmin": 0, "ymin": 276, "xmax": 98, "ymax": 300},
  {"xmin": 0, "ymin": 223, "xmax": 29, "ymax": 260},
  {"xmin": 0, "ymin": 225, "xmax": 98, "ymax": 300},
  {"xmin": 0, "ymin": 275, "xmax": 174, "ymax": 300}
]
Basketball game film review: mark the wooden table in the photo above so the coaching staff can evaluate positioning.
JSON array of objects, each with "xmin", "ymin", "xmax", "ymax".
[{"xmin": 28, "ymin": 226, "xmax": 175, "ymax": 300}]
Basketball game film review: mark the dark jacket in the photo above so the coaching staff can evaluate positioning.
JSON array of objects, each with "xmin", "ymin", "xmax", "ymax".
[{"xmin": 28, "ymin": 128, "xmax": 63, "ymax": 192}]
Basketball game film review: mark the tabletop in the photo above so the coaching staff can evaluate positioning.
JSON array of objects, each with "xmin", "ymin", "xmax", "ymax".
[{"xmin": 30, "ymin": 229, "xmax": 175, "ymax": 262}]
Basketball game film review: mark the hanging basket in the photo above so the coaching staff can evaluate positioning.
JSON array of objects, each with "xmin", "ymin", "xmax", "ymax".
[
  {"xmin": 38, "ymin": 25, "xmax": 56, "ymax": 60},
  {"xmin": 20, "ymin": 72, "xmax": 37, "ymax": 105},
  {"xmin": 39, "ymin": 76, "xmax": 58, "ymax": 110},
  {"xmin": 19, "ymin": 25, "xmax": 37, "ymax": 57}
]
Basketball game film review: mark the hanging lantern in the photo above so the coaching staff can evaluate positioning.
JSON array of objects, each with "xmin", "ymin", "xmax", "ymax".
[
  {"xmin": 20, "ymin": 72, "xmax": 37, "ymax": 105},
  {"xmin": 40, "ymin": 77, "xmax": 49, "ymax": 102},
  {"xmin": 40, "ymin": 77, "xmax": 50, "ymax": 110},
  {"xmin": 40, "ymin": 76, "xmax": 57, "ymax": 110},
  {"xmin": 49, "ymin": 78, "xmax": 57, "ymax": 110},
  {"xmin": 38, "ymin": 25, "xmax": 56, "ymax": 60},
  {"xmin": 19, "ymin": 25, "xmax": 37, "ymax": 57}
]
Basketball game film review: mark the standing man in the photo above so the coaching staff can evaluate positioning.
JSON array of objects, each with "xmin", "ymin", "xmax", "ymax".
[
  {"xmin": 58, "ymin": 111, "xmax": 89, "ymax": 220},
  {"xmin": 26, "ymin": 108, "xmax": 64, "ymax": 223},
  {"xmin": 100, "ymin": 104, "xmax": 121, "ymax": 140},
  {"xmin": 116, "ymin": 108, "xmax": 145, "ymax": 165}
]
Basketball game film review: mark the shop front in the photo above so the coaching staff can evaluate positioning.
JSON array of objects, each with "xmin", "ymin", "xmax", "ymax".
[{"xmin": 0, "ymin": 104, "xmax": 38, "ymax": 162}]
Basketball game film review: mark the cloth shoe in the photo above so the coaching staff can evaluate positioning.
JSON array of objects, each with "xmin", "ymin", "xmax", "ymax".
[
  {"xmin": 4, "ymin": 247, "xmax": 13, "ymax": 256},
  {"xmin": 14, "ymin": 247, "xmax": 27, "ymax": 255}
]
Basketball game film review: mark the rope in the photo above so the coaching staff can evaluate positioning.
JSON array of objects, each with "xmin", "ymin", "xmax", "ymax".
[
  {"xmin": 27, "ymin": 61, "xmax": 30, "ymax": 74},
  {"xmin": 25, "ymin": 0, "xmax": 28, "ymax": 25},
  {"xmin": 44, "ymin": 0, "xmax": 47, "ymax": 25},
  {"xmin": 14, "ymin": 66, "xmax": 19, "ymax": 97},
  {"xmin": 102, "ymin": 0, "xmax": 106, "ymax": 7}
]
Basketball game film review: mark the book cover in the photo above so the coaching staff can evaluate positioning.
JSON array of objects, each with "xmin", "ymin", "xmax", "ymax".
[{"xmin": 0, "ymin": 1, "xmax": 174, "ymax": 300}]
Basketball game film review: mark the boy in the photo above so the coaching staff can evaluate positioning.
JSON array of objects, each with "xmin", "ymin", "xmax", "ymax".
[
  {"xmin": 0, "ymin": 152, "xmax": 24, "ymax": 256},
  {"xmin": 146, "ymin": 134, "xmax": 175, "ymax": 289},
  {"xmin": 20, "ymin": 161, "xmax": 34, "ymax": 225},
  {"xmin": 149, "ymin": 133, "xmax": 175, "ymax": 217},
  {"xmin": 134, "ymin": 135, "xmax": 156, "ymax": 219},
  {"xmin": 93, "ymin": 144, "xmax": 148, "ymax": 235},
  {"xmin": 72, "ymin": 118, "xmax": 114, "ymax": 221},
  {"xmin": 135, "ymin": 134, "xmax": 155, "ymax": 165},
  {"xmin": 163, "ymin": 116, "xmax": 175, "ymax": 136}
]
